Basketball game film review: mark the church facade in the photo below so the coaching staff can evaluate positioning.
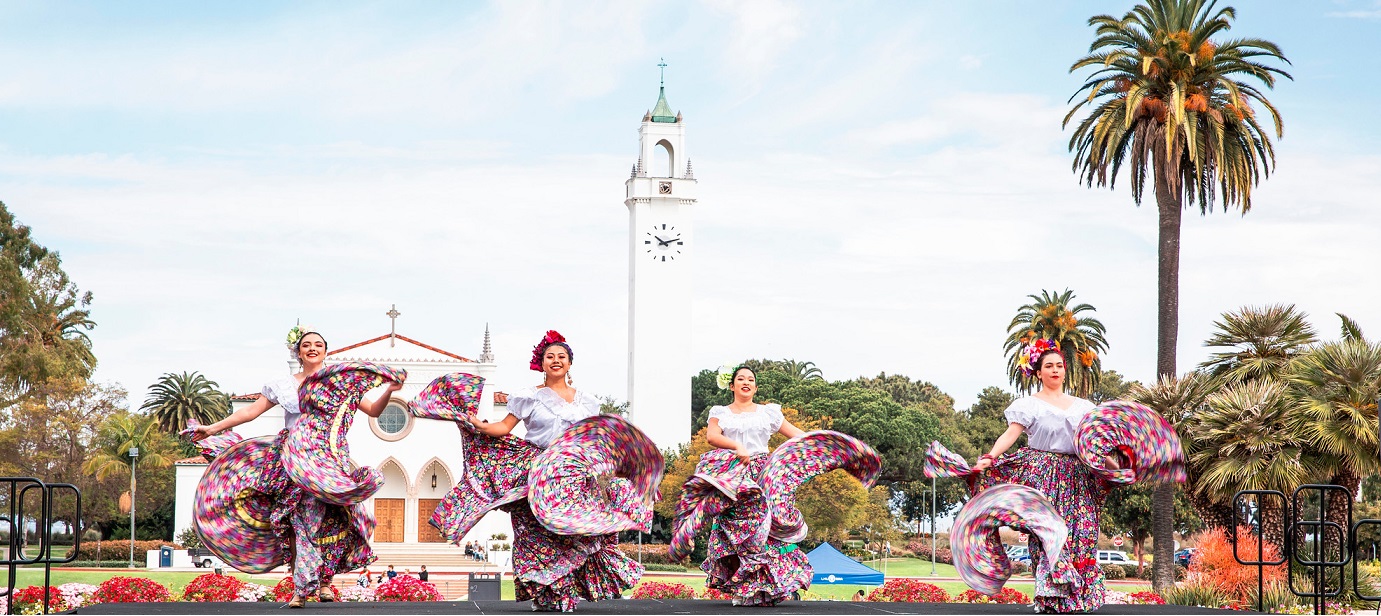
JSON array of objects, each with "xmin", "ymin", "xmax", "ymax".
[{"xmin": 174, "ymin": 329, "xmax": 516, "ymax": 565}]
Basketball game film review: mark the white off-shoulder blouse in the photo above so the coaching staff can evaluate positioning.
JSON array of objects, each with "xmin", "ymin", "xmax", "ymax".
[
  {"xmin": 1003, "ymin": 395, "xmax": 1096, "ymax": 455},
  {"xmin": 709, "ymin": 403, "xmax": 785, "ymax": 455},
  {"xmin": 506, "ymin": 386, "xmax": 601, "ymax": 448},
  {"xmin": 261, "ymin": 376, "xmax": 303, "ymax": 430}
]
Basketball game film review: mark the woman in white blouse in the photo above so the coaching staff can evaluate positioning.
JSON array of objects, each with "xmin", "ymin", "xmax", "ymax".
[
  {"xmin": 971, "ymin": 341, "xmax": 1108, "ymax": 613},
  {"xmin": 461, "ymin": 330, "xmax": 643, "ymax": 612}
]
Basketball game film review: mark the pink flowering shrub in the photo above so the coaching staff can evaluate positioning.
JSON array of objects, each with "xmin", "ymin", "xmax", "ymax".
[
  {"xmin": 699, "ymin": 587, "xmax": 733, "ymax": 600},
  {"xmin": 630, "ymin": 581, "xmax": 696, "ymax": 600},
  {"xmin": 58, "ymin": 583, "xmax": 100, "ymax": 608},
  {"xmin": 181, "ymin": 573, "xmax": 245, "ymax": 602},
  {"xmin": 375, "ymin": 575, "xmax": 443, "ymax": 602},
  {"xmin": 92, "ymin": 577, "xmax": 170, "ymax": 603},
  {"xmin": 866, "ymin": 579, "xmax": 950, "ymax": 603}
]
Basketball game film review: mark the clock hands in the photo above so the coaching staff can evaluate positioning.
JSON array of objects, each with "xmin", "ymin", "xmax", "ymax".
[{"xmin": 655, "ymin": 235, "xmax": 681, "ymax": 247}]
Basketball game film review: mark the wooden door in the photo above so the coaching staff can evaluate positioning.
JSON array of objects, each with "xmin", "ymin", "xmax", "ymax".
[
  {"xmin": 417, "ymin": 499, "xmax": 445, "ymax": 543},
  {"xmin": 373, "ymin": 498, "xmax": 405, "ymax": 543}
]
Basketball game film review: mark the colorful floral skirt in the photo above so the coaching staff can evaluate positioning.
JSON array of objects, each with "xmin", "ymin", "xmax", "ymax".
[
  {"xmin": 976, "ymin": 448, "xmax": 1107, "ymax": 613},
  {"xmin": 679, "ymin": 450, "xmax": 811, "ymax": 606},
  {"xmin": 508, "ymin": 504, "xmax": 643, "ymax": 612},
  {"xmin": 194, "ymin": 429, "xmax": 374, "ymax": 591}
]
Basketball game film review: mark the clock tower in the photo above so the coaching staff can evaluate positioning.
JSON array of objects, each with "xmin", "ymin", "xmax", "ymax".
[{"xmin": 626, "ymin": 65, "xmax": 694, "ymax": 451}]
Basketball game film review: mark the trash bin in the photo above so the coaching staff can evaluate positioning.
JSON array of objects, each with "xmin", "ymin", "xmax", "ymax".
[
  {"xmin": 467, "ymin": 572, "xmax": 501, "ymax": 601},
  {"xmin": 158, "ymin": 546, "xmax": 173, "ymax": 568}
]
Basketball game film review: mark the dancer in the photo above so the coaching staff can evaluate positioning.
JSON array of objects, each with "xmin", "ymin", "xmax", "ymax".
[
  {"xmin": 968, "ymin": 339, "xmax": 1105, "ymax": 612},
  {"xmin": 414, "ymin": 330, "xmax": 659, "ymax": 612},
  {"xmin": 671, "ymin": 365, "xmax": 882, "ymax": 606},
  {"xmin": 188, "ymin": 327, "xmax": 404, "ymax": 608}
]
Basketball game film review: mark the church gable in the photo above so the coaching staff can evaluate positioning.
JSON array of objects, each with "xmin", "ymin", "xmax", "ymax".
[{"xmin": 329, "ymin": 334, "xmax": 475, "ymax": 364}]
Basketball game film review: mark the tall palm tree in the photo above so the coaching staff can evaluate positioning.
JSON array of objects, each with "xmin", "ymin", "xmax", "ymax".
[
  {"xmin": 1200, "ymin": 304, "xmax": 1317, "ymax": 384},
  {"xmin": 1003, "ymin": 289, "xmax": 1108, "ymax": 397},
  {"xmin": 1065, "ymin": 0, "xmax": 1291, "ymax": 587},
  {"xmin": 140, "ymin": 371, "xmax": 230, "ymax": 433},
  {"xmin": 82, "ymin": 413, "xmax": 177, "ymax": 481},
  {"xmin": 1287, "ymin": 337, "xmax": 1381, "ymax": 528},
  {"xmin": 779, "ymin": 359, "xmax": 824, "ymax": 381},
  {"xmin": 0, "ymin": 255, "xmax": 96, "ymax": 404}
]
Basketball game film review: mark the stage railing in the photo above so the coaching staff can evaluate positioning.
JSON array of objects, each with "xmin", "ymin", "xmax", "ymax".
[{"xmin": 2, "ymin": 477, "xmax": 81, "ymax": 616}]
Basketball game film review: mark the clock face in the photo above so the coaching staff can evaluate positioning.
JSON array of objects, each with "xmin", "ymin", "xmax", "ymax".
[{"xmin": 643, "ymin": 223, "xmax": 684, "ymax": 262}]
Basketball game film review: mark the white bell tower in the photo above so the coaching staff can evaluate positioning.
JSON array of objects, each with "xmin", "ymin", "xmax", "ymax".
[{"xmin": 626, "ymin": 62, "xmax": 695, "ymax": 451}]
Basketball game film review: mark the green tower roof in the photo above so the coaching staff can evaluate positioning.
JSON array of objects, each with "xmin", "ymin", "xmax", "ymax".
[{"xmin": 651, "ymin": 86, "xmax": 676, "ymax": 123}]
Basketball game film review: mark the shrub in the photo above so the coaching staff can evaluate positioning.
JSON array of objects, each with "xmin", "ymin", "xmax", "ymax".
[
  {"xmin": 271, "ymin": 578, "xmax": 301, "ymax": 602},
  {"xmin": 12, "ymin": 586, "xmax": 67, "ymax": 613},
  {"xmin": 631, "ymin": 581, "xmax": 695, "ymax": 600},
  {"xmin": 1120, "ymin": 564, "xmax": 1141, "ymax": 578},
  {"xmin": 57, "ymin": 583, "xmax": 100, "ymax": 609},
  {"xmin": 1010, "ymin": 560, "xmax": 1031, "ymax": 575},
  {"xmin": 1130, "ymin": 591, "xmax": 1166, "ymax": 605},
  {"xmin": 617, "ymin": 543, "xmax": 676, "ymax": 565},
  {"xmin": 699, "ymin": 587, "xmax": 733, "ymax": 600},
  {"xmin": 904, "ymin": 541, "xmax": 955, "ymax": 565},
  {"xmin": 75, "ymin": 540, "xmax": 182, "ymax": 562},
  {"xmin": 235, "ymin": 583, "xmax": 270, "ymax": 602},
  {"xmin": 1190, "ymin": 527, "xmax": 1285, "ymax": 605},
  {"xmin": 1161, "ymin": 578, "xmax": 1233, "ymax": 609},
  {"xmin": 866, "ymin": 579, "xmax": 949, "ymax": 603},
  {"xmin": 1101, "ymin": 564, "xmax": 1125, "ymax": 579},
  {"xmin": 182, "ymin": 574, "xmax": 245, "ymax": 602},
  {"xmin": 954, "ymin": 587, "xmax": 1031, "ymax": 604},
  {"xmin": 338, "ymin": 586, "xmax": 375, "ymax": 602},
  {"xmin": 1175, "ymin": 564, "xmax": 1187, "ymax": 581},
  {"xmin": 92, "ymin": 577, "xmax": 171, "ymax": 603},
  {"xmin": 642, "ymin": 563, "xmax": 690, "ymax": 572},
  {"xmin": 375, "ymin": 575, "xmax": 443, "ymax": 602}
]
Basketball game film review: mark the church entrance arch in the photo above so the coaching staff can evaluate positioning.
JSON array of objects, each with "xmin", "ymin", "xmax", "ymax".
[
  {"xmin": 373, "ymin": 459, "xmax": 408, "ymax": 543},
  {"xmin": 415, "ymin": 458, "xmax": 454, "ymax": 543}
]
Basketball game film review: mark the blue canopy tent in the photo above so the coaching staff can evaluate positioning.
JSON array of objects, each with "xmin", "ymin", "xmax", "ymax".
[{"xmin": 805, "ymin": 543, "xmax": 884, "ymax": 585}]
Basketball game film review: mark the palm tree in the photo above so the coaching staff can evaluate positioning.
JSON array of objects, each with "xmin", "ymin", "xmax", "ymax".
[
  {"xmin": 1065, "ymin": 0, "xmax": 1291, "ymax": 587},
  {"xmin": 0, "ymin": 255, "xmax": 97, "ymax": 404},
  {"xmin": 779, "ymin": 360, "xmax": 824, "ymax": 381},
  {"xmin": 1200, "ymin": 304, "xmax": 1317, "ymax": 384},
  {"xmin": 140, "ymin": 371, "xmax": 230, "ymax": 433},
  {"xmin": 1287, "ymin": 336, "xmax": 1381, "ymax": 530},
  {"xmin": 1003, "ymin": 289, "xmax": 1108, "ymax": 397},
  {"xmin": 83, "ymin": 413, "xmax": 178, "ymax": 481}
]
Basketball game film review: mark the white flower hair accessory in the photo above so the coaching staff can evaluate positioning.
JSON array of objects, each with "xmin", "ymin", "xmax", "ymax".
[
  {"xmin": 286, "ymin": 325, "xmax": 309, "ymax": 348},
  {"xmin": 716, "ymin": 364, "xmax": 743, "ymax": 390}
]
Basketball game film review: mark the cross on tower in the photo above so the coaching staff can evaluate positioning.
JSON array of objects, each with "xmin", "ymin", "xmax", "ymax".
[
  {"xmin": 386, "ymin": 304, "xmax": 401, "ymax": 347},
  {"xmin": 658, "ymin": 58, "xmax": 667, "ymax": 87}
]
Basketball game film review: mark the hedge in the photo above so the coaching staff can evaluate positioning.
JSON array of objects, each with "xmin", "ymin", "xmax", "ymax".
[{"xmin": 75, "ymin": 540, "xmax": 182, "ymax": 562}]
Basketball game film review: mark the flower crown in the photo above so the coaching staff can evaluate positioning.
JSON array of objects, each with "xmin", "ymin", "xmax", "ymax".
[
  {"xmin": 716, "ymin": 364, "xmax": 749, "ymax": 390},
  {"xmin": 529, "ymin": 330, "xmax": 570, "ymax": 372},
  {"xmin": 1017, "ymin": 339, "xmax": 1060, "ymax": 377},
  {"xmin": 286, "ymin": 325, "xmax": 318, "ymax": 349}
]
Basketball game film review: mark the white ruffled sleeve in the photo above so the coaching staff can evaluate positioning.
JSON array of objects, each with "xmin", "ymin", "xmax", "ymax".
[
  {"xmin": 763, "ymin": 403, "xmax": 785, "ymax": 432},
  {"xmin": 260, "ymin": 382, "xmax": 280, "ymax": 406},
  {"xmin": 575, "ymin": 391, "xmax": 602, "ymax": 418},
  {"xmin": 707, "ymin": 406, "xmax": 730, "ymax": 423},
  {"xmin": 1004, "ymin": 398, "xmax": 1035, "ymax": 428},
  {"xmin": 507, "ymin": 387, "xmax": 539, "ymax": 421}
]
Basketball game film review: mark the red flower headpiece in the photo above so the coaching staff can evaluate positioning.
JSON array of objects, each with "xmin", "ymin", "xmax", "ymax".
[
  {"xmin": 1018, "ymin": 339, "xmax": 1060, "ymax": 377},
  {"xmin": 530, "ymin": 330, "xmax": 571, "ymax": 371}
]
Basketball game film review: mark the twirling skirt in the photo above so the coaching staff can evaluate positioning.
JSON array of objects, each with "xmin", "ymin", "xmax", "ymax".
[{"xmin": 976, "ymin": 448, "xmax": 1107, "ymax": 613}]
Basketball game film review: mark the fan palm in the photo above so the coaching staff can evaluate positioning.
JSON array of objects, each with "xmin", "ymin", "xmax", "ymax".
[
  {"xmin": 1287, "ymin": 338, "xmax": 1381, "ymax": 503},
  {"xmin": 0, "ymin": 255, "xmax": 97, "ymax": 403},
  {"xmin": 1130, "ymin": 373, "xmax": 1233, "ymax": 528},
  {"xmin": 1199, "ymin": 304, "xmax": 1317, "ymax": 385},
  {"xmin": 140, "ymin": 371, "xmax": 230, "ymax": 433},
  {"xmin": 1003, "ymin": 289, "xmax": 1108, "ymax": 397},
  {"xmin": 82, "ymin": 413, "xmax": 177, "ymax": 481},
  {"xmin": 779, "ymin": 359, "xmax": 824, "ymax": 381},
  {"xmin": 1065, "ymin": 0, "xmax": 1290, "ymax": 586}
]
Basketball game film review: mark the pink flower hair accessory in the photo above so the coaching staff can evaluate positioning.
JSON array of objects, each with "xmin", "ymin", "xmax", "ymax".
[
  {"xmin": 1017, "ymin": 339, "xmax": 1059, "ymax": 377},
  {"xmin": 529, "ymin": 330, "xmax": 572, "ymax": 372}
]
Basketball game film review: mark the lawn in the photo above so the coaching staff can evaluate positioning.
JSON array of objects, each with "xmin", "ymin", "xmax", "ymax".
[{"xmin": 11, "ymin": 568, "xmax": 279, "ymax": 592}]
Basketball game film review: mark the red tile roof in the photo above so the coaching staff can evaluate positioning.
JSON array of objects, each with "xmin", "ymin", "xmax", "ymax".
[
  {"xmin": 330, "ymin": 334, "xmax": 474, "ymax": 362},
  {"xmin": 230, "ymin": 393, "xmax": 263, "ymax": 401},
  {"xmin": 176, "ymin": 456, "xmax": 208, "ymax": 465},
  {"xmin": 494, "ymin": 391, "xmax": 508, "ymax": 404}
]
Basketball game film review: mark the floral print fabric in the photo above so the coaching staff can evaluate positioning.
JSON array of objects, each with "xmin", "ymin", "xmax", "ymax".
[
  {"xmin": 762, "ymin": 431, "xmax": 882, "ymax": 542},
  {"xmin": 1075, "ymin": 400, "xmax": 1187, "ymax": 485},
  {"xmin": 951, "ymin": 483, "xmax": 1075, "ymax": 597},
  {"xmin": 529, "ymin": 415, "xmax": 663, "ymax": 536}
]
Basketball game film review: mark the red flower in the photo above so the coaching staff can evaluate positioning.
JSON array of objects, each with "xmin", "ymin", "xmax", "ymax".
[
  {"xmin": 865, "ymin": 579, "xmax": 950, "ymax": 603},
  {"xmin": 13, "ymin": 586, "xmax": 68, "ymax": 612},
  {"xmin": 529, "ymin": 330, "xmax": 567, "ymax": 371},
  {"xmin": 182, "ymin": 574, "xmax": 246, "ymax": 602},
  {"xmin": 955, "ymin": 587, "xmax": 1031, "ymax": 604},
  {"xmin": 92, "ymin": 576, "xmax": 171, "ymax": 603},
  {"xmin": 1130, "ymin": 590, "xmax": 1166, "ymax": 605},
  {"xmin": 375, "ymin": 575, "xmax": 443, "ymax": 602},
  {"xmin": 630, "ymin": 581, "xmax": 695, "ymax": 600}
]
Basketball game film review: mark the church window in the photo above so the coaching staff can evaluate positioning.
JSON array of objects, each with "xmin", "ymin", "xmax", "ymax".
[{"xmin": 370, "ymin": 401, "xmax": 414, "ymax": 441}]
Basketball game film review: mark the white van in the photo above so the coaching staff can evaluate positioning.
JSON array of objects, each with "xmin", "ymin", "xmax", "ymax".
[{"xmin": 1097, "ymin": 550, "xmax": 1131, "ymax": 564}]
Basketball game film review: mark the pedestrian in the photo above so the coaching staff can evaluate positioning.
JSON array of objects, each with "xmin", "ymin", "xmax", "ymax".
[
  {"xmin": 386, "ymin": 564, "xmax": 396, "ymax": 580},
  {"xmin": 357, "ymin": 569, "xmax": 371, "ymax": 588},
  {"xmin": 419, "ymin": 565, "xmax": 429, "ymax": 582}
]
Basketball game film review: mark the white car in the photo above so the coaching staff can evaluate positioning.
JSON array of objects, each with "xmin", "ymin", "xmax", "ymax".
[{"xmin": 1097, "ymin": 550, "xmax": 1131, "ymax": 564}]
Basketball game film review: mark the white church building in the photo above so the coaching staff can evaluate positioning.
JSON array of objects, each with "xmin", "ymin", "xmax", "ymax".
[{"xmin": 174, "ymin": 78, "xmax": 696, "ymax": 567}]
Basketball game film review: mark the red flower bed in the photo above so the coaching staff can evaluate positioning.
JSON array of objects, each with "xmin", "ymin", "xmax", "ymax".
[
  {"xmin": 630, "ymin": 581, "xmax": 696, "ymax": 600},
  {"xmin": 272, "ymin": 578, "xmax": 300, "ymax": 602},
  {"xmin": 699, "ymin": 587, "xmax": 733, "ymax": 600},
  {"xmin": 375, "ymin": 575, "xmax": 443, "ymax": 602},
  {"xmin": 92, "ymin": 576, "xmax": 171, "ymax": 603},
  {"xmin": 1130, "ymin": 590, "xmax": 1166, "ymax": 605},
  {"xmin": 13, "ymin": 585, "xmax": 68, "ymax": 612},
  {"xmin": 955, "ymin": 587, "xmax": 1031, "ymax": 604},
  {"xmin": 182, "ymin": 573, "xmax": 246, "ymax": 602},
  {"xmin": 865, "ymin": 579, "xmax": 950, "ymax": 602}
]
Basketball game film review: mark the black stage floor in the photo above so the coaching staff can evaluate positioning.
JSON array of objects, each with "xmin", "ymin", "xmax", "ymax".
[{"xmin": 70, "ymin": 600, "xmax": 1235, "ymax": 615}]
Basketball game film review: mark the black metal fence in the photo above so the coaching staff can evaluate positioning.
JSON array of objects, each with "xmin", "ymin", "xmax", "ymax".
[
  {"xmin": 1, "ymin": 477, "xmax": 81, "ymax": 615},
  {"xmin": 1233, "ymin": 485, "xmax": 1377, "ymax": 615}
]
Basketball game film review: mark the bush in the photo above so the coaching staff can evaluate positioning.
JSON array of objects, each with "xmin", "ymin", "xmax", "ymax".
[
  {"xmin": 618, "ymin": 543, "xmax": 676, "ymax": 565},
  {"xmin": 1010, "ymin": 560, "xmax": 1031, "ymax": 575},
  {"xmin": 954, "ymin": 588, "xmax": 1030, "ymax": 604},
  {"xmin": 375, "ymin": 575, "xmax": 443, "ymax": 602},
  {"xmin": 12, "ymin": 586, "xmax": 67, "ymax": 613},
  {"xmin": 1120, "ymin": 564, "xmax": 1141, "ymax": 578},
  {"xmin": 67, "ymin": 560, "xmax": 132, "ymax": 568},
  {"xmin": 866, "ymin": 579, "xmax": 949, "ymax": 603},
  {"xmin": 1102, "ymin": 564, "xmax": 1126, "ymax": 579},
  {"xmin": 1175, "ymin": 564, "xmax": 1187, "ymax": 581},
  {"xmin": 338, "ymin": 586, "xmax": 375, "ymax": 602},
  {"xmin": 904, "ymin": 541, "xmax": 954, "ymax": 565},
  {"xmin": 631, "ymin": 581, "xmax": 695, "ymax": 600},
  {"xmin": 1190, "ymin": 527, "xmax": 1285, "ymax": 605},
  {"xmin": 74, "ymin": 540, "xmax": 182, "ymax": 562},
  {"xmin": 181, "ymin": 574, "xmax": 244, "ymax": 602},
  {"xmin": 700, "ymin": 587, "xmax": 733, "ymax": 600},
  {"xmin": 57, "ymin": 583, "xmax": 100, "ymax": 609},
  {"xmin": 1161, "ymin": 578, "xmax": 1232, "ymax": 609},
  {"xmin": 176, "ymin": 527, "xmax": 202, "ymax": 549},
  {"xmin": 92, "ymin": 576, "xmax": 171, "ymax": 603},
  {"xmin": 642, "ymin": 563, "xmax": 690, "ymax": 572},
  {"xmin": 272, "ymin": 578, "xmax": 302, "ymax": 602}
]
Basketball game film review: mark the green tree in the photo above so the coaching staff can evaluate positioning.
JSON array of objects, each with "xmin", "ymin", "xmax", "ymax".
[
  {"xmin": 796, "ymin": 469, "xmax": 869, "ymax": 544},
  {"xmin": 1200, "ymin": 304, "xmax": 1317, "ymax": 385},
  {"xmin": 1102, "ymin": 483, "xmax": 1203, "ymax": 573},
  {"xmin": 777, "ymin": 359, "xmax": 824, "ymax": 381},
  {"xmin": 772, "ymin": 380, "xmax": 942, "ymax": 483},
  {"xmin": 1089, "ymin": 369, "xmax": 1139, "ymax": 404},
  {"xmin": 0, "ymin": 253, "xmax": 96, "ymax": 406},
  {"xmin": 1064, "ymin": 0, "xmax": 1291, "ymax": 588},
  {"xmin": 140, "ymin": 371, "xmax": 230, "ymax": 433},
  {"xmin": 596, "ymin": 395, "xmax": 629, "ymax": 417},
  {"xmin": 1003, "ymin": 289, "xmax": 1108, "ymax": 397}
]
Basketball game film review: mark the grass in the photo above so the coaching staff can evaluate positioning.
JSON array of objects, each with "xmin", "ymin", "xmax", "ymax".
[{"xmin": 10, "ymin": 569, "xmax": 279, "ymax": 593}]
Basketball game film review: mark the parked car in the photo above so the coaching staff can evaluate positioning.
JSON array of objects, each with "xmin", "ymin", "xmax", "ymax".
[
  {"xmin": 188, "ymin": 547, "xmax": 224, "ymax": 569},
  {"xmin": 1097, "ymin": 550, "xmax": 1131, "ymax": 564},
  {"xmin": 1006, "ymin": 545, "xmax": 1030, "ymax": 564},
  {"xmin": 1175, "ymin": 547, "xmax": 1198, "ymax": 568}
]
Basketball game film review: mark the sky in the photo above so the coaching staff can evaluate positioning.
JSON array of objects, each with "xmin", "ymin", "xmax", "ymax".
[{"xmin": 2, "ymin": 0, "xmax": 1379, "ymax": 410}]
